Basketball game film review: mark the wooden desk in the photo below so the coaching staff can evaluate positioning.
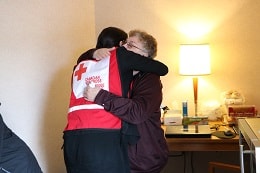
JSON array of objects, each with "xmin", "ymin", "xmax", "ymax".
[
  {"xmin": 163, "ymin": 122, "xmax": 240, "ymax": 173},
  {"xmin": 165, "ymin": 122, "xmax": 239, "ymax": 152},
  {"xmin": 166, "ymin": 136, "xmax": 239, "ymax": 151}
]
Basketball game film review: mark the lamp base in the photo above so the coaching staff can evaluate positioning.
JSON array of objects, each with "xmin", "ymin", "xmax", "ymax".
[{"xmin": 193, "ymin": 77, "xmax": 198, "ymax": 116}]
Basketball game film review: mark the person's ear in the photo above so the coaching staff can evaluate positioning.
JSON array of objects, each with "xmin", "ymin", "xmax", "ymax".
[{"xmin": 119, "ymin": 40, "xmax": 126, "ymax": 47}]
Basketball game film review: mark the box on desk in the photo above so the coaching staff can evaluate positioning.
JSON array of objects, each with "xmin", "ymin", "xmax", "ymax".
[
  {"xmin": 182, "ymin": 116, "xmax": 209, "ymax": 126},
  {"xmin": 164, "ymin": 114, "xmax": 211, "ymax": 138},
  {"xmin": 165, "ymin": 124, "xmax": 212, "ymax": 138},
  {"xmin": 228, "ymin": 105, "xmax": 256, "ymax": 124},
  {"xmin": 163, "ymin": 110, "xmax": 182, "ymax": 125}
]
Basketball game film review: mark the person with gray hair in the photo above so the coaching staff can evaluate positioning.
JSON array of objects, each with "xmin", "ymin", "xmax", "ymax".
[{"xmin": 84, "ymin": 29, "xmax": 169, "ymax": 173}]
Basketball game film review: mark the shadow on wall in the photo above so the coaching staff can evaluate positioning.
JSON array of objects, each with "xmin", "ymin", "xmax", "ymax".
[{"xmin": 40, "ymin": 60, "xmax": 75, "ymax": 173}]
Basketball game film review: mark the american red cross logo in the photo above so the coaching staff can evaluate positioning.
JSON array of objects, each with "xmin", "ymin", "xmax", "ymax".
[{"xmin": 74, "ymin": 63, "xmax": 87, "ymax": 81}]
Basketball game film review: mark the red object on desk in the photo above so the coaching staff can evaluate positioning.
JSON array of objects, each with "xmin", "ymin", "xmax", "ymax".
[{"xmin": 228, "ymin": 105, "xmax": 256, "ymax": 117}]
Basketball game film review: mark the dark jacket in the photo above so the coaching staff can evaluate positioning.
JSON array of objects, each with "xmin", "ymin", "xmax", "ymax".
[
  {"xmin": 0, "ymin": 114, "xmax": 42, "ymax": 173},
  {"xmin": 94, "ymin": 72, "xmax": 169, "ymax": 173}
]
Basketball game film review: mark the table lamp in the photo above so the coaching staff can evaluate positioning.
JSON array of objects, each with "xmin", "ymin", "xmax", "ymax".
[{"xmin": 179, "ymin": 44, "xmax": 211, "ymax": 116}]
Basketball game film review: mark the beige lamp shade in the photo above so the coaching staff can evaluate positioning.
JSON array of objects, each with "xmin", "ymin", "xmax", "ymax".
[{"xmin": 179, "ymin": 44, "xmax": 211, "ymax": 76}]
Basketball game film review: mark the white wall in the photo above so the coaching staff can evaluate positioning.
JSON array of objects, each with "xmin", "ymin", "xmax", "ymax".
[
  {"xmin": 0, "ymin": 1, "xmax": 95, "ymax": 172},
  {"xmin": 94, "ymin": 0, "xmax": 260, "ymax": 115}
]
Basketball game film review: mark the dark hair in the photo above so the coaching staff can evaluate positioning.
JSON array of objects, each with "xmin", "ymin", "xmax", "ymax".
[{"xmin": 96, "ymin": 27, "xmax": 127, "ymax": 48}]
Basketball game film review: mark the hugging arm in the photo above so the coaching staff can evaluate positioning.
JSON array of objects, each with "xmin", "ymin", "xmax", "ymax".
[
  {"xmin": 77, "ymin": 48, "xmax": 96, "ymax": 64},
  {"xmin": 117, "ymin": 47, "xmax": 168, "ymax": 76},
  {"xmin": 77, "ymin": 47, "xmax": 168, "ymax": 76},
  {"xmin": 77, "ymin": 47, "xmax": 115, "ymax": 64},
  {"xmin": 92, "ymin": 74, "xmax": 162, "ymax": 124}
]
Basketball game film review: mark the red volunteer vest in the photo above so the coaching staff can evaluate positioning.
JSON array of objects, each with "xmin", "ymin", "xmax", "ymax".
[{"xmin": 65, "ymin": 49, "xmax": 122, "ymax": 130}]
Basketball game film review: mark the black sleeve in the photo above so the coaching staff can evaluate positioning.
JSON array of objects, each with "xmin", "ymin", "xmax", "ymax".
[
  {"xmin": 76, "ymin": 48, "xmax": 97, "ymax": 64},
  {"xmin": 117, "ymin": 47, "xmax": 168, "ymax": 76}
]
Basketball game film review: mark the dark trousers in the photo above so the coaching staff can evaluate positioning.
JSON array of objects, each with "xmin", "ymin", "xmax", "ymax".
[{"xmin": 63, "ymin": 129, "xmax": 130, "ymax": 173}]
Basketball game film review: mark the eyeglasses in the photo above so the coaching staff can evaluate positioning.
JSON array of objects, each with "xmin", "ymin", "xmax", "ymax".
[{"xmin": 122, "ymin": 41, "xmax": 148, "ymax": 53}]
